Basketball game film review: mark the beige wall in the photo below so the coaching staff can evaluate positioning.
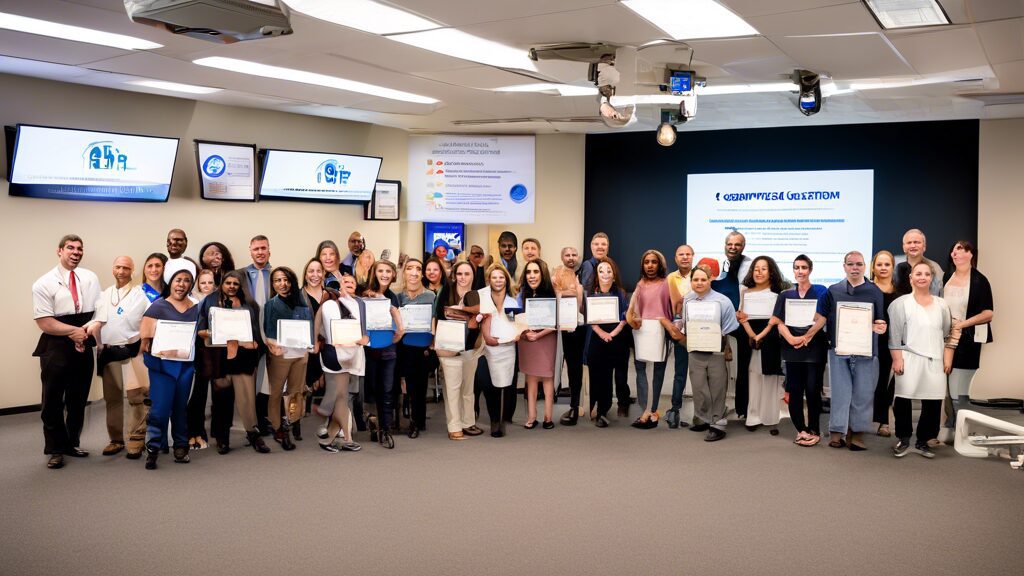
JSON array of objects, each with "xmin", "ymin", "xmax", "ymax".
[
  {"xmin": 973, "ymin": 119, "xmax": 1024, "ymax": 400},
  {"xmin": 0, "ymin": 74, "xmax": 586, "ymax": 409}
]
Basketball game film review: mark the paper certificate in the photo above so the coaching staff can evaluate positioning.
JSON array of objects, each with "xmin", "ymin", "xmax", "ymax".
[
  {"xmin": 835, "ymin": 302, "xmax": 873, "ymax": 357},
  {"xmin": 634, "ymin": 319, "xmax": 667, "ymax": 362},
  {"xmin": 558, "ymin": 297, "xmax": 579, "ymax": 331},
  {"xmin": 490, "ymin": 313, "xmax": 519, "ymax": 344},
  {"xmin": 477, "ymin": 288, "xmax": 498, "ymax": 315},
  {"xmin": 586, "ymin": 296, "xmax": 620, "ymax": 324},
  {"xmin": 685, "ymin": 300, "xmax": 721, "ymax": 324},
  {"xmin": 400, "ymin": 304, "xmax": 433, "ymax": 333},
  {"xmin": 210, "ymin": 307, "xmax": 253, "ymax": 345},
  {"xmin": 151, "ymin": 320, "xmax": 197, "ymax": 361},
  {"xmin": 277, "ymin": 319, "xmax": 313, "ymax": 350},
  {"xmin": 525, "ymin": 298, "xmax": 557, "ymax": 330},
  {"xmin": 974, "ymin": 323, "xmax": 989, "ymax": 344},
  {"xmin": 741, "ymin": 290, "xmax": 778, "ymax": 320},
  {"xmin": 330, "ymin": 319, "xmax": 362, "ymax": 346},
  {"xmin": 784, "ymin": 299, "xmax": 817, "ymax": 328},
  {"xmin": 362, "ymin": 298, "xmax": 394, "ymax": 331},
  {"xmin": 685, "ymin": 300, "xmax": 722, "ymax": 352},
  {"xmin": 435, "ymin": 320, "xmax": 467, "ymax": 352}
]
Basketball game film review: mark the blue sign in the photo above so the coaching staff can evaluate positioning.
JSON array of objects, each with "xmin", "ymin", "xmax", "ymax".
[
  {"xmin": 202, "ymin": 154, "xmax": 226, "ymax": 178},
  {"xmin": 509, "ymin": 183, "xmax": 528, "ymax": 204},
  {"xmin": 316, "ymin": 159, "xmax": 352, "ymax": 186}
]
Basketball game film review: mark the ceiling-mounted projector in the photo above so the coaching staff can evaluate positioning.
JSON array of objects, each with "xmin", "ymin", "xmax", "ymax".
[{"xmin": 124, "ymin": 0, "xmax": 292, "ymax": 44}]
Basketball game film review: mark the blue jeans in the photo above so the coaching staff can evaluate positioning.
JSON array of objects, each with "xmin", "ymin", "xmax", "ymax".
[
  {"xmin": 145, "ymin": 361, "xmax": 194, "ymax": 452},
  {"xmin": 827, "ymin": 351, "xmax": 878, "ymax": 434},
  {"xmin": 635, "ymin": 359, "xmax": 667, "ymax": 412},
  {"xmin": 670, "ymin": 341, "xmax": 689, "ymax": 411}
]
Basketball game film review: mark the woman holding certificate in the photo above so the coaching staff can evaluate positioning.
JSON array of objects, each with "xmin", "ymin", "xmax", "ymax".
[
  {"xmin": 870, "ymin": 251, "xmax": 899, "ymax": 437},
  {"xmin": 480, "ymin": 263, "xmax": 520, "ymax": 438},
  {"xmin": 263, "ymin": 267, "xmax": 313, "ymax": 451},
  {"xmin": 942, "ymin": 240, "xmax": 994, "ymax": 431},
  {"xmin": 197, "ymin": 270, "xmax": 268, "ymax": 455},
  {"xmin": 139, "ymin": 260, "xmax": 199, "ymax": 469},
  {"xmin": 362, "ymin": 260, "xmax": 404, "ymax": 449},
  {"xmin": 516, "ymin": 259, "xmax": 558, "ymax": 429},
  {"xmin": 625, "ymin": 250, "xmax": 682, "ymax": 429},
  {"xmin": 888, "ymin": 262, "xmax": 957, "ymax": 458},
  {"xmin": 397, "ymin": 259, "xmax": 436, "ymax": 439},
  {"xmin": 584, "ymin": 258, "xmax": 630, "ymax": 428},
  {"xmin": 436, "ymin": 261, "xmax": 484, "ymax": 440},
  {"xmin": 683, "ymin": 264, "xmax": 740, "ymax": 442},
  {"xmin": 772, "ymin": 255, "xmax": 828, "ymax": 446},
  {"xmin": 314, "ymin": 274, "xmax": 367, "ymax": 453},
  {"xmin": 737, "ymin": 256, "xmax": 789, "ymax": 435}
]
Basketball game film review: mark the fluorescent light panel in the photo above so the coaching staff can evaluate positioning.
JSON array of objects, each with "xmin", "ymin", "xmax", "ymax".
[
  {"xmin": 495, "ymin": 83, "xmax": 598, "ymax": 96},
  {"xmin": 389, "ymin": 28, "xmax": 536, "ymax": 71},
  {"xmin": 130, "ymin": 79, "xmax": 221, "ymax": 94},
  {"xmin": 286, "ymin": 0, "xmax": 440, "ymax": 34},
  {"xmin": 862, "ymin": 0, "xmax": 950, "ymax": 29},
  {"xmin": 192, "ymin": 56, "xmax": 439, "ymax": 104},
  {"xmin": 0, "ymin": 11, "xmax": 162, "ymax": 50},
  {"xmin": 621, "ymin": 0, "xmax": 758, "ymax": 40}
]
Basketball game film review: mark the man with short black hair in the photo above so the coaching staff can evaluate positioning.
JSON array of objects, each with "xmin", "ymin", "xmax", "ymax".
[
  {"xmin": 340, "ymin": 231, "xmax": 365, "ymax": 276},
  {"xmin": 166, "ymin": 228, "xmax": 188, "ymax": 260},
  {"xmin": 498, "ymin": 231, "xmax": 519, "ymax": 283}
]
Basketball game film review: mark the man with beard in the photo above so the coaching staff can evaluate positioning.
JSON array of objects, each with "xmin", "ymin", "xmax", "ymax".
[{"xmin": 713, "ymin": 231, "xmax": 752, "ymax": 419}]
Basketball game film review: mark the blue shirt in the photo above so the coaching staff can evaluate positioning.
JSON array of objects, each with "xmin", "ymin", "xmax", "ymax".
[
  {"xmin": 817, "ymin": 279, "xmax": 886, "ymax": 357},
  {"xmin": 262, "ymin": 296, "xmax": 313, "ymax": 341}
]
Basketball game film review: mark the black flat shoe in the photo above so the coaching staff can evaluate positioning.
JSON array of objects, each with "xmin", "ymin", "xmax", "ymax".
[
  {"xmin": 173, "ymin": 447, "xmax": 190, "ymax": 463},
  {"xmin": 559, "ymin": 408, "xmax": 578, "ymax": 426},
  {"xmin": 595, "ymin": 416, "xmax": 609, "ymax": 428},
  {"xmin": 47, "ymin": 454, "xmax": 64, "ymax": 469},
  {"xmin": 524, "ymin": 420, "xmax": 538, "ymax": 430},
  {"xmin": 408, "ymin": 425, "xmax": 420, "ymax": 439},
  {"xmin": 690, "ymin": 422, "xmax": 710, "ymax": 432},
  {"xmin": 65, "ymin": 447, "xmax": 89, "ymax": 458},
  {"xmin": 542, "ymin": 420, "xmax": 555, "ymax": 430},
  {"xmin": 216, "ymin": 442, "xmax": 231, "ymax": 455},
  {"xmin": 745, "ymin": 424, "xmax": 760, "ymax": 432},
  {"xmin": 145, "ymin": 449, "xmax": 158, "ymax": 470},
  {"xmin": 704, "ymin": 428, "xmax": 727, "ymax": 442}
]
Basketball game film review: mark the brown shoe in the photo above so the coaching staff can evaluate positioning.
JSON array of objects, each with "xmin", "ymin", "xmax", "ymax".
[
  {"xmin": 102, "ymin": 442, "xmax": 125, "ymax": 456},
  {"xmin": 448, "ymin": 431, "xmax": 466, "ymax": 441},
  {"xmin": 461, "ymin": 426, "xmax": 483, "ymax": 436}
]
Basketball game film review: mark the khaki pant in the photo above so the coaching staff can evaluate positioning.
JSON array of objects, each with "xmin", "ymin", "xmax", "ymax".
[
  {"xmin": 120, "ymin": 355, "xmax": 150, "ymax": 454},
  {"xmin": 214, "ymin": 373, "xmax": 257, "ymax": 431},
  {"xmin": 439, "ymin": 351, "xmax": 479, "ymax": 433},
  {"xmin": 267, "ymin": 355, "xmax": 308, "ymax": 429}
]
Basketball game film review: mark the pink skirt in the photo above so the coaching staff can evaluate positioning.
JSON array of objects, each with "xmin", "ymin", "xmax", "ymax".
[{"xmin": 517, "ymin": 331, "xmax": 557, "ymax": 378}]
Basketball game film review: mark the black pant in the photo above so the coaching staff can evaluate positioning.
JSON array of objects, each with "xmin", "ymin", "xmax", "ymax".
[
  {"xmin": 894, "ymin": 397, "xmax": 941, "ymax": 446},
  {"xmin": 365, "ymin": 348, "xmax": 397, "ymax": 429},
  {"xmin": 399, "ymin": 343, "xmax": 429, "ymax": 430},
  {"xmin": 474, "ymin": 356, "xmax": 518, "ymax": 422},
  {"xmin": 587, "ymin": 333, "xmax": 628, "ymax": 417},
  {"xmin": 187, "ymin": 377, "xmax": 210, "ymax": 440},
  {"xmin": 785, "ymin": 361, "xmax": 824, "ymax": 435},
  {"xmin": 210, "ymin": 381, "xmax": 235, "ymax": 444},
  {"xmin": 481, "ymin": 378, "xmax": 513, "ymax": 423},
  {"xmin": 256, "ymin": 392, "xmax": 270, "ymax": 431},
  {"xmin": 38, "ymin": 345, "xmax": 94, "ymax": 454},
  {"xmin": 561, "ymin": 328, "xmax": 585, "ymax": 408},
  {"xmin": 731, "ymin": 329, "xmax": 752, "ymax": 417},
  {"xmin": 873, "ymin": 351, "xmax": 895, "ymax": 424}
]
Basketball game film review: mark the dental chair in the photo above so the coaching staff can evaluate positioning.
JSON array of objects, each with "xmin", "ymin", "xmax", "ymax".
[{"xmin": 954, "ymin": 409, "xmax": 1024, "ymax": 470}]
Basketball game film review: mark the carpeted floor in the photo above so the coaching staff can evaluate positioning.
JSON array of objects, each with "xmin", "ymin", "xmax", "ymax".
[{"xmin": 1, "ymin": 398, "xmax": 1021, "ymax": 576}]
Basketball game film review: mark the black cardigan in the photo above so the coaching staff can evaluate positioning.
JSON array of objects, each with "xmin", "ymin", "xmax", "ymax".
[{"xmin": 942, "ymin": 267, "xmax": 993, "ymax": 370}]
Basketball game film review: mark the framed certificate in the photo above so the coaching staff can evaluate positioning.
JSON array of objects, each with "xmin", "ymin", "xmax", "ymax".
[
  {"xmin": 741, "ymin": 290, "xmax": 778, "ymax": 320},
  {"xmin": 152, "ymin": 320, "xmax": 197, "ymax": 362},
  {"xmin": 362, "ymin": 298, "xmax": 394, "ymax": 331},
  {"xmin": 330, "ymin": 318, "xmax": 362, "ymax": 346},
  {"xmin": 435, "ymin": 320, "xmax": 467, "ymax": 352},
  {"xmin": 835, "ymin": 302, "xmax": 873, "ymax": 357},
  {"xmin": 210, "ymin": 307, "xmax": 253, "ymax": 346},
  {"xmin": 784, "ymin": 299, "xmax": 817, "ymax": 328},
  {"xmin": 400, "ymin": 303, "xmax": 433, "ymax": 333},
  {"xmin": 525, "ymin": 298, "xmax": 557, "ymax": 330},
  {"xmin": 364, "ymin": 179, "xmax": 401, "ymax": 221},
  {"xmin": 586, "ymin": 296, "xmax": 619, "ymax": 325},
  {"xmin": 277, "ymin": 319, "xmax": 313, "ymax": 350}
]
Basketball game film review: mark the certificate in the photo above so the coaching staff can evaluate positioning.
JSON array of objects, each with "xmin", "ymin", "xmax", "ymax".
[
  {"xmin": 586, "ymin": 296, "xmax": 620, "ymax": 325},
  {"xmin": 435, "ymin": 320, "xmax": 467, "ymax": 352},
  {"xmin": 362, "ymin": 298, "xmax": 394, "ymax": 331},
  {"xmin": 400, "ymin": 304, "xmax": 433, "ymax": 333},
  {"xmin": 634, "ymin": 319, "xmax": 667, "ymax": 362},
  {"xmin": 525, "ymin": 298, "xmax": 557, "ymax": 330},
  {"xmin": 974, "ymin": 323, "xmax": 989, "ymax": 344},
  {"xmin": 151, "ymin": 320, "xmax": 197, "ymax": 362},
  {"xmin": 490, "ymin": 313, "xmax": 521, "ymax": 344},
  {"xmin": 741, "ymin": 290, "xmax": 778, "ymax": 320},
  {"xmin": 210, "ymin": 307, "xmax": 253, "ymax": 345},
  {"xmin": 835, "ymin": 302, "xmax": 873, "ymax": 357},
  {"xmin": 277, "ymin": 319, "xmax": 313, "ymax": 350},
  {"xmin": 685, "ymin": 300, "xmax": 721, "ymax": 324},
  {"xmin": 330, "ymin": 318, "xmax": 362, "ymax": 346},
  {"xmin": 477, "ymin": 288, "xmax": 498, "ymax": 315},
  {"xmin": 557, "ymin": 297, "xmax": 579, "ymax": 331},
  {"xmin": 685, "ymin": 300, "xmax": 722, "ymax": 352},
  {"xmin": 784, "ymin": 299, "xmax": 817, "ymax": 328}
]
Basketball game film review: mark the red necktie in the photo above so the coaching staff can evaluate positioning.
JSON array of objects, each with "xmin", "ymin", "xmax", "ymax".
[{"xmin": 69, "ymin": 271, "xmax": 81, "ymax": 313}]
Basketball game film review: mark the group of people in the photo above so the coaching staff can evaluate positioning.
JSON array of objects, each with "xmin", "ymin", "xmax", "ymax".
[{"xmin": 31, "ymin": 225, "xmax": 993, "ymax": 470}]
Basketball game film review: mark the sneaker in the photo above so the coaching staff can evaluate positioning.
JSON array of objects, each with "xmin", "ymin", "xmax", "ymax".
[
  {"xmin": 916, "ymin": 444, "xmax": 936, "ymax": 459},
  {"xmin": 318, "ymin": 441, "xmax": 340, "ymax": 453},
  {"xmin": 893, "ymin": 440, "xmax": 911, "ymax": 458},
  {"xmin": 341, "ymin": 441, "xmax": 362, "ymax": 452},
  {"xmin": 317, "ymin": 418, "xmax": 329, "ymax": 440}
]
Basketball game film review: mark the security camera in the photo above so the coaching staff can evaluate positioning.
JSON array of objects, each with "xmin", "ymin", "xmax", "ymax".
[{"xmin": 792, "ymin": 69, "xmax": 822, "ymax": 116}]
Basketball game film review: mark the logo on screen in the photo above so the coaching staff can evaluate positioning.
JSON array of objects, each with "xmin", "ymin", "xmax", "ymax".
[
  {"xmin": 509, "ymin": 184, "xmax": 528, "ymax": 204},
  {"xmin": 203, "ymin": 155, "xmax": 226, "ymax": 178},
  {"xmin": 315, "ymin": 159, "xmax": 351, "ymax": 186},
  {"xmin": 82, "ymin": 141, "xmax": 131, "ymax": 172}
]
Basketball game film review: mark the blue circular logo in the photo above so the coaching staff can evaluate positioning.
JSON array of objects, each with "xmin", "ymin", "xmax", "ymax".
[
  {"xmin": 203, "ymin": 155, "xmax": 226, "ymax": 178},
  {"xmin": 509, "ymin": 184, "xmax": 528, "ymax": 204}
]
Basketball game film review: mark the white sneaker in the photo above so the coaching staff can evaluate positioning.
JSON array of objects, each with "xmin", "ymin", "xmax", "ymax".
[{"xmin": 317, "ymin": 418, "xmax": 329, "ymax": 440}]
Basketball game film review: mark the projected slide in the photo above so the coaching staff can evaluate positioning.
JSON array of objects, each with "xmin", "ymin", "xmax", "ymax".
[{"xmin": 687, "ymin": 170, "xmax": 873, "ymax": 285}]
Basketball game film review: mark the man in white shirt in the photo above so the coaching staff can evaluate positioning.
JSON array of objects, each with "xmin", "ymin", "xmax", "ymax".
[
  {"xmin": 94, "ymin": 256, "xmax": 151, "ymax": 458},
  {"xmin": 31, "ymin": 234, "xmax": 103, "ymax": 469}
]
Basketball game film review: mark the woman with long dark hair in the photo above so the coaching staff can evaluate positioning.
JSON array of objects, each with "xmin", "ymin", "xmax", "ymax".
[
  {"xmin": 435, "ymin": 261, "xmax": 484, "ymax": 440},
  {"xmin": 737, "ymin": 255, "xmax": 790, "ymax": 436},
  {"xmin": 315, "ymin": 240, "xmax": 342, "ymax": 291},
  {"xmin": 263, "ymin": 266, "xmax": 312, "ymax": 451},
  {"xmin": 517, "ymin": 259, "xmax": 558, "ymax": 429}
]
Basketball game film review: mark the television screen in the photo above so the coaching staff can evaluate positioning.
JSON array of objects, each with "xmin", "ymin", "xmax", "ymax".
[
  {"xmin": 424, "ymin": 222, "xmax": 464, "ymax": 262},
  {"xmin": 8, "ymin": 124, "xmax": 178, "ymax": 202},
  {"xmin": 259, "ymin": 148, "xmax": 383, "ymax": 203},
  {"xmin": 195, "ymin": 140, "xmax": 257, "ymax": 201}
]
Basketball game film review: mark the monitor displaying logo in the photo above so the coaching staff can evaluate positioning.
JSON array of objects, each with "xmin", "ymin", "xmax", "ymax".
[
  {"xmin": 203, "ymin": 154, "xmax": 226, "ymax": 178},
  {"xmin": 82, "ymin": 141, "xmax": 132, "ymax": 172},
  {"xmin": 316, "ymin": 159, "xmax": 351, "ymax": 186}
]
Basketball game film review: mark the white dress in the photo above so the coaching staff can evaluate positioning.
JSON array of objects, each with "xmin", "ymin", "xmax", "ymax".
[
  {"xmin": 745, "ymin": 349, "xmax": 784, "ymax": 427},
  {"xmin": 482, "ymin": 292, "xmax": 519, "ymax": 389},
  {"xmin": 891, "ymin": 296, "xmax": 950, "ymax": 401}
]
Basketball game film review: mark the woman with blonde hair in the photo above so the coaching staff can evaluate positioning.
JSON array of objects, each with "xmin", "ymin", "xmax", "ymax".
[{"xmin": 870, "ymin": 250, "xmax": 899, "ymax": 436}]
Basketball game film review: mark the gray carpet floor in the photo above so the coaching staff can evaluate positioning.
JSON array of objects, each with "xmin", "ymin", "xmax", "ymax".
[{"xmin": 1, "ymin": 398, "xmax": 1022, "ymax": 576}]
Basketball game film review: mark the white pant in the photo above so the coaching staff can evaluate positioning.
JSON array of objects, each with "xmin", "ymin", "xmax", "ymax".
[{"xmin": 439, "ymin": 351, "xmax": 480, "ymax": 433}]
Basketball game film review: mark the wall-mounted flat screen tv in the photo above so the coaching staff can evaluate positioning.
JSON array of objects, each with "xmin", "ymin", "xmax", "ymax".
[{"xmin": 259, "ymin": 148, "xmax": 382, "ymax": 203}]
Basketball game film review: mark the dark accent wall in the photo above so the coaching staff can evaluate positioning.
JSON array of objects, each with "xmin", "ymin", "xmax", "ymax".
[{"xmin": 584, "ymin": 120, "xmax": 979, "ymax": 286}]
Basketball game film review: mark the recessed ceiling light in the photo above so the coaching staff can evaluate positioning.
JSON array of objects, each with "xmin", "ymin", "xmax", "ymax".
[
  {"xmin": 0, "ymin": 11, "xmax": 162, "ymax": 50},
  {"xmin": 862, "ymin": 0, "xmax": 950, "ymax": 29},
  {"xmin": 129, "ymin": 79, "xmax": 221, "ymax": 94},
  {"xmin": 495, "ymin": 83, "xmax": 598, "ymax": 96},
  {"xmin": 192, "ymin": 56, "xmax": 439, "ymax": 104},
  {"xmin": 388, "ymin": 28, "xmax": 536, "ymax": 71},
  {"xmin": 287, "ymin": 0, "xmax": 440, "ymax": 34},
  {"xmin": 697, "ymin": 82, "xmax": 797, "ymax": 95},
  {"xmin": 621, "ymin": 0, "xmax": 758, "ymax": 40}
]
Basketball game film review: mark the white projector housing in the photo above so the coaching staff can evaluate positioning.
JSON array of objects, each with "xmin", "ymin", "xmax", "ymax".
[{"xmin": 124, "ymin": 0, "xmax": 292, "ymax": 44}]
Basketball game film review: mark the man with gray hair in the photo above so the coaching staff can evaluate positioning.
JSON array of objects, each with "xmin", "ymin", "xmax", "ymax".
[{"xmin": 894, "ymin": 228, "xmax": 943, "ymax": 295}]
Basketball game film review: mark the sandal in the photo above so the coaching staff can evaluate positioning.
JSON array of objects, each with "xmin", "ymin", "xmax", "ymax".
[
  {"xmin": 794, "ymin": 431, "xmax": 811, "ymax": 444},
  {"xmin": 798, "ymin": 434, "xmax": 821, "ymax": 447},
  {"xmin": 828, "ymin": 438, "xmax": 846, "ymax": 449},
  {"xmin": 877, "ymin": 424, "xmax": 891, "ymax": 437}
]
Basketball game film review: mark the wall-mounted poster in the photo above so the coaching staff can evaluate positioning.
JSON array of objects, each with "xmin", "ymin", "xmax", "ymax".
[{"xmin": 195, "ymin": 140, "xmax": 256, "ymax": 201}]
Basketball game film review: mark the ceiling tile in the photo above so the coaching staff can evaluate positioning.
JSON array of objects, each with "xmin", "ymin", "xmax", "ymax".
[
  {"xmin": 722, "ymin": 0, "xmax": 859, "ymax": 19},
  {"xmin": 454, "ymin": 4, "xmax": 666, "ymax": 48},
  {"xmin": 388, "ymin": 0, "xmax": 613, "ymax": 27},
  {"xmin": 771, "ymin": 33, "xmax": 914, "ymax": 78},
  {"xmin": 889, "ymin": 27, "xmax": 989, "ymax": 75},
  {"xmin": 976, "ymin": 18, "xmax": 1024, "ymax": 65},
  {"xmin": 746, "ymin": 2, "xmax": 879, "ymax": 36}
]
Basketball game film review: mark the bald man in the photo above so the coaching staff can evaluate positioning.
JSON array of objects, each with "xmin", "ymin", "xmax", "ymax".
[{"xmin": 93, "ymin": 256, "xmax": 152, "ymax": 458}]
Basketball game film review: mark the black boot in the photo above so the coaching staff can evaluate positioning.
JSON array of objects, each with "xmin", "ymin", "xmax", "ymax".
[
  {"xmin": 145, "ymin": 448, "xmax": 158, "ymax": 470},
  {"xmin": 275, "ymin": 426, "xmax": 296, "ymax": 451},
  {"xmin": 291, "ymin": 420, "xmax": 303, "ymax": 441},
  {"xmin": 247, "ymin": 428, "xmax": 271, "ymax": 453}
]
